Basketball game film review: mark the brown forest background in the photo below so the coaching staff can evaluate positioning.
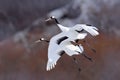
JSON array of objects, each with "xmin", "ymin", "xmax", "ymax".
[{"xmin": 0, "ymin": 0, "xmax": 120, "ymax": 80}]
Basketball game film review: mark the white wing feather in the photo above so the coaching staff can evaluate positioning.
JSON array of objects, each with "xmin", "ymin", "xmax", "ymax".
[
  {"xmin": 80, "ymin": 24, "xmax": 99, "ymax": 36},
  {"xmin": 83, "ymin": 25, "xmax": 99, "ymax": 36},
  {"xmin": 46, "ymin": 54, "xmax": 60, "ymax": 71},
  {"xmin": 46, "ymin": 38, "xmax": 61, "ymax": 71}
]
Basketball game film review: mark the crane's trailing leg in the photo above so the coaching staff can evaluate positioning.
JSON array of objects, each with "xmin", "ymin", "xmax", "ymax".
[
  {"xmin": 83, "ymin": 40, "xmax": 96, "ymax": 53},
  {"xmin": 76, "ymin": 44, "xmax": 93, "ymax": 62},
  {"xmin": 81, "ymin": 53, "xmax": 93, "ymax": 62},
  {"xmin": 74, "ymin": 39, "xmax": 96, "ymax": 53},
  {"xmin": 72, "ymin": 57, "xmax": 81, "ymax": 72}
]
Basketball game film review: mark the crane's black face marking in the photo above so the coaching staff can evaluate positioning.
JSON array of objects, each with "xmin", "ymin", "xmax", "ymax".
[
  {"xmin": 59, "ymin": 51, "xmax": 65, "ymax": 56},
  {"xmin": 57, "ymin": 36, "xmax": 68, "ymax": 45},
  {"xmin": 75, "ymin": 29, "xmax": 84, "ymax": 33},
  {"xmin": 86, "ymin": 24, "xmax": 92, "ymax": 26}
]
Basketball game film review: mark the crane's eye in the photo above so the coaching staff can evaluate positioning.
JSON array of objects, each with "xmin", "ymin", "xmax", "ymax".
[{"xmin": 75, "ymin": 29, "xmax": 84, "ymax": 33}]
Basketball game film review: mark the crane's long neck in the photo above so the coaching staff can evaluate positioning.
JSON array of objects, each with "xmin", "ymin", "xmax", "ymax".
[
  {"xmin": 54, "ymin": 18, "xmax": 59, "ymax": 24},
  {"xmin": 54, "ymin": 18, "xmax": 69, "ymax": 32}
]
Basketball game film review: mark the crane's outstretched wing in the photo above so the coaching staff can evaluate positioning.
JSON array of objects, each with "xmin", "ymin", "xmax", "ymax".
[
  {"xmin": 46, "ymin": 53, "xmax": 61, "ymax": 71},
  {"xmin": 79, "ymin": 24, "xmax": 99, "ymax": 36},
  {"xmin": 46, "ymin": 38, "xmax": 62, "ymax": 71},
  {"xmin": 83, "ymin": 25, "xmax": 99, "ymax": 36}
]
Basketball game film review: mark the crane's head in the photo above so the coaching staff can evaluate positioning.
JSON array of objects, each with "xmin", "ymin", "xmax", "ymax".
[
  {"xmin": 34, "ymin": 38, "xmax": 45, "ymax": 43},
  {"xmin": 50, "ymin": 16, "xmax": 55, "ymax": 19},
  {"xmin": 45, "ymin": 16, "xmax": 59, "ymax": 24},
  {"xmin": 40, "ymin": 38, "xmax": 45, "ymax": 41}
]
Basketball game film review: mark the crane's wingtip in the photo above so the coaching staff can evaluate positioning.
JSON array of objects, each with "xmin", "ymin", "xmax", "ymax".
[{"xmin": 46, "ymin": 61, "xmax": 57, "ymax": 71}]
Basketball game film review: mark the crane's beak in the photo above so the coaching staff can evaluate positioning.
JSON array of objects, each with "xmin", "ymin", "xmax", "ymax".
[
  {"xmin": 45, "ymin": 17, "xmax": 51, "ymax": 22},
  {"xmin": 34, "ymin": 40, "xmax": 41, "ymax": 43},
  {"xmin": 31, "ymin": 40, "xmax": 41, "ymax": 46}
]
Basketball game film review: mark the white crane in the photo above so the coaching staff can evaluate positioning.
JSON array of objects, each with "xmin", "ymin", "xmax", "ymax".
[{"xmin": 35, "ymin": 16, "xmax": 99, "ymax": 71}]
